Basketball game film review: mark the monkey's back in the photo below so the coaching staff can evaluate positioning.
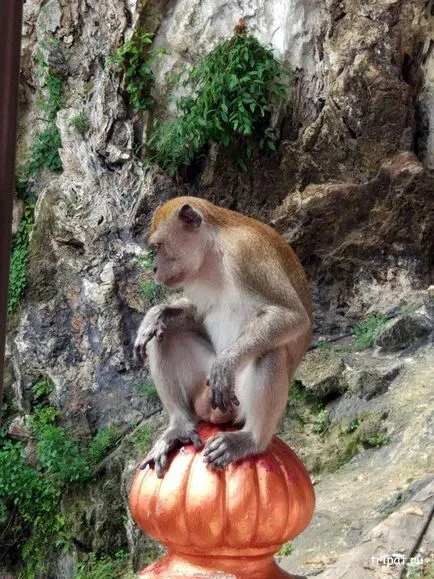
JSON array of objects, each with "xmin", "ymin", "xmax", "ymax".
[{"xmin": 150, "ymin": 196, "xmax": 312, "ymax": 319}]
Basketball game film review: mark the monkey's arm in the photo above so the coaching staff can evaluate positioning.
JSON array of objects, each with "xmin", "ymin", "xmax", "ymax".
[
  {"xmin": 208, "ymin": 303, "xmax": 311, "ymax": 413},
  {"xmin": 134, "ymin": 298, "xmax": 207, "ymax": 362}
]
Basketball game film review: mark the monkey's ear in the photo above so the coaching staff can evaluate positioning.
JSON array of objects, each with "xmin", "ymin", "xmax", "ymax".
[{"xmin": 178, "ymin": 204, "xmax": 202, "ymax": 229}]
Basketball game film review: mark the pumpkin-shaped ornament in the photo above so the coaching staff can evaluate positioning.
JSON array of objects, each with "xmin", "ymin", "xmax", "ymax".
[{"xmin": 129, "ymin": 423, "xmax": 315, "ymax": 578}]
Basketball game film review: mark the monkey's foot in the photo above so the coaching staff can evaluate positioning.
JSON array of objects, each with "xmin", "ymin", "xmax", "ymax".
[
  {"xmin": 202, "ymin": 431, "xmax": 256, "ymax": 469},
  {"xmin": 140, "ymin": 424, "xmax": 203, "ymax": 478}
]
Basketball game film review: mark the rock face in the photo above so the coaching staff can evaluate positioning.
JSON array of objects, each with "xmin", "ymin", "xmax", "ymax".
[
  {"xmin": 279, "ymin": 306, "xmax": 434, "ymax": 577},
  {"xmin": 375, "ymin": 309, "xmax": 433, "ymax": 352},
  {"xmin": 274, "ymin": 152, "xmax": 434, "ymax": 332},
  {"xmin": 4, "ymin": 0, "xmax": 434, "ymax": 576}
]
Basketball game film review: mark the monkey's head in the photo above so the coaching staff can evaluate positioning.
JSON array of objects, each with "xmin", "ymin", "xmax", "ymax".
[{"xmin": 147, "ymin": 198, "xmax": 215, "ymax": 289}]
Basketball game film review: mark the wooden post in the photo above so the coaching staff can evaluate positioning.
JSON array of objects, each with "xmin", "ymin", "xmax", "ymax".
[{"xmin": 0, "ymin": 0, "xmax": 23, "ymax": 414}]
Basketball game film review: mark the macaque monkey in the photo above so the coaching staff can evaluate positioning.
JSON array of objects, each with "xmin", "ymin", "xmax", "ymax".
[{"xmin": 134, "ymin": 197, "xmax": 312, "ymax": 477}]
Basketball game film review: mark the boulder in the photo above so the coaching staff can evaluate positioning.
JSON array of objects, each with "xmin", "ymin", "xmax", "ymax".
[{"xmin": 375, "ymin": 312, "xmax": 432, "ymax": 352}]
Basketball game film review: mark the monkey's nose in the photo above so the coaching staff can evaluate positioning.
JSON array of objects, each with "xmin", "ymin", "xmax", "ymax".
[{"xmin": 153, "ymin": 265, "xmax": 157, "ymax": 273}]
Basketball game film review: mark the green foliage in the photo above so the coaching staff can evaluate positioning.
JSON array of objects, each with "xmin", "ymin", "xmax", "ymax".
[
  {"xmin": 404, "ymin": 562, "xmax": 434, "ymax": 578},
  {"xmin": 349, "ymin": 419, "xmax": 360, "ymax": 433},
  {"xmin": 351, "ymin": 314, "xmax": 388, "ymax": 350},
  {"xmin": 18, "ymin": 44, "xmax": 63, "ymax": 182},
  {"xmin": 135, "ymin": 250, "xmax": 163, "ymax": 304},
  {"xmin": 139, "ymin": 279, "xmax": 159, "ymax": 302},
  {"xmin": 75, "ymin": 550, "xmax": 133, "ymax": 579},
  {"xmin": 10, "ymin": 42, "xmax": 65, "ymax": 316},
  {"xmin": 277, "ymin": 541, "xmax": 293, "ymax": 556},
  {"xmin": 316, "ymin": 340, "xmax": 333, "ymax": 351},
  {"xmin": 136, "ymin": 249, "xmax": 156, "ymax": 272},
  {"xmin": 25, "ymin": 123, "xmax": 63, "ymax": 176},
  {"xmin": 0, "ymin": 404, "xmax": 92, "ymax": 577},
  {"xmin": 313, "ymin": 407, "xmax": 328, "ymax": 434},
  {"xmin": 31, "ymin": 377, "xmax": 54, "ymax": 403},
  {"xmin": 131, "ymin": 425, "xmax": 153, "ymax": 455},
  {"xmin": 364, "ymin": 434, "xmax": 390, "ymax": 448},
  {"xmin": 147, "ymin": 30, "xmax": 287, "ymax": 175},
  {"xmin": 69, "ymin": 111, "xmax": 90, "ymax": 136},
  {"xmin": 29, "ymin": 406, "xmax": 93, "ymax": 485},
  {"xmin": 7, "ymin": 205, "xmax": 34, "ymax": 315},
  {"xmin": 288, "ymin": 380, "xmax": 322, "ymax": 412},
  {"xmin": 134, "ymin": 381, "xmax": 160, "ymax": 402},
  {"xmin": 109, "ymin": 30, "xmax": 166, "ymax": 112},
  {"xmin": 88, "ymin": 426, "xmax": 119, "ymax": 464}
]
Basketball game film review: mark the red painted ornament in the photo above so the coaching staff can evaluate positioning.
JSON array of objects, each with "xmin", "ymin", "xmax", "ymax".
[{"xmin": 129, "ymin": 423, "xmax": 315, "ymax": 578}]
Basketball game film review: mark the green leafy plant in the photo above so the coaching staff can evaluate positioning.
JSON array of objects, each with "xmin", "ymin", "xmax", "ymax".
[
  {"xmin": 404, "ymin": 562, "xmax": 434, "ymax": 579},
  {"xmin": 365, "ymin": 434, "xmax": 390, "ymax": 448},
  {"xmin": 351, "ymin": 314, "xmax": 388, "ymax": 350},
  {"xmin": 69, "ymin": 111, "xmax": 90, "ymax": 136},
  {"xmin": 139, "ymin": 279, "xmax": 159, "ymax": 302},
  {"xmin": 131, "ymin": 425, "xmax": 153, "ymax": 455},
  {"xmin": 31, "ymin": 377, "xmax": 54, "ymax": 403},
  {"xmin": 18, "ymin": 45, "xmax": 64, "ymax": 182},
  {"xmin": 134, "ymin": 381, "xmax": 160, "ymax": 402},
  {"xmin": 25, "ymin": 123, "xmax": 63, "ymax": 176},
  {"xmin": 316, "ymin": 340, "xmax": 333, "ymax": 351},
  {"xmin": 313, "ymin": 407, "xmax": 328, "ymax": 433},
  {"xmin": 135, "ymin": 249, "xmax": 156, "ymax": 273},
  {"xmin": 108, "ymin": 30, "xmax": 166, "ymax": 112},
  {"xmin": 147, "ymin": 29, "xmax": 287, "ymax": 175},
  {"xmin": 135, "ymin": 249, "xmax": 163, "ymax": 304},
  {"xmin": 349, "ymin": 419, "xmax": 360, "ymax": 433},
  {"xmin": 0, "ymin": 404, "xmax": 92, "ymax": 577},
  {"xmin": 276, "ymin": 541, "xmax": 293, "ymax": 556},
  {"xmin": 7, "ymin": 204, "xmax": 34, "ymax": 315},
  {"xmin": 88, "ymin": 425, "xmax": 119, "ymax": 464},
  {"xmin": 75, "ymin": 550, "xmax": 133, "ymax": 579}
]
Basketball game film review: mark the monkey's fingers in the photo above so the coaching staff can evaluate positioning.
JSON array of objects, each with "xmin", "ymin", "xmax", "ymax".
[
  {"xmin": 155, "ymin": 452, "xmax": 168, "ymax": 479},
  {"xmin": 140, "ymin": 455, "xmax": 155, "ymax": 470},
  {"xmin": 230, "ymin": 392, "xmax": 240, "ymax": 406},
  {"xmin": 190, "ymin": 431, "xmax": 204, "ymax": 451},
  {"xmin": 203, "ymin": 436, "xmax": 231, "ymax": 467}
]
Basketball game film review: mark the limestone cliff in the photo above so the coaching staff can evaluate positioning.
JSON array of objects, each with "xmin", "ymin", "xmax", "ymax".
[{"xmin": 3, "ymin": 0, "xmax": 434, "ymax": 577}]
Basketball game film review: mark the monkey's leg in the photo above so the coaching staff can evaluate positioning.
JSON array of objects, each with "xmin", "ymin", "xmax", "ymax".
[
  {"xmin": 203, "ymin": 346, "xmax": 289, "ymax": 469},
  {"xmin": 143, "ymin": 327, "xmax": 216, "ymax": 477}
]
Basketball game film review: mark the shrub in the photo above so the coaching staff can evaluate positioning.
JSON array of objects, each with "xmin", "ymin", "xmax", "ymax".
[
  {"xmin": 31, "ymin": 377, "xmax": 54, "ymax": 403},
  {"xmin": 277, "ymin": 541, "xmax": 293, "ymax": 556},
  {"xmin": 134, "ymin": 381, "xmax": 160, "ymax": 402},
  {"xmin": 7, "ymin": 204, "xmax": 34, "ymax": 315},
  {"xmin": 69, "ymin": 111, "xmax": 90, "ymax": 136},
  {"xmin": 0, "ymin": 404, "xmax": 92, "ymax": 577},
  {"xmin": 10, "ymin": 40, "xmax": 65, "ymax": 315},
  {"xmin": 365, "ymin": 434, "xmax": 390, "ymax": 448},
  {"xmin": 75, "ymin": 550, "xmax": 133, "ymax": 579},
  {"xmin": 147, "ymin": 29, "xmax": 287, "ymax": 175},
  {"xmin": 131, "ymin": 425, "xmax": 153, "ymax": 455},
  {"xmin": 19, "ymin": 44, "xmax": 64, "ymax": 182},
  {"xmin": 352, "ymin": 314, "xmax": 389, "ymax": 349},
  {"xmin": 88, "ymin": 425, "xmax": 119, "ymax": 464},
  {"xmin": 108, "ymin": 30, "xmax": 166, "ymax": 112}
]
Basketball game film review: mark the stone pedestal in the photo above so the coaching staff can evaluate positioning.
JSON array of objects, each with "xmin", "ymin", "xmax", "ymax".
[{"xmin": 129, "ymin": 423, "xmax": 315, "ymax": 578}]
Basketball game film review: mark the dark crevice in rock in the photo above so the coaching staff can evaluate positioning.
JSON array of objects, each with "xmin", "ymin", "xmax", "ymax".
[{"xmin": 401, "ymin": 53, "xmax": 413, "ymax": 85}]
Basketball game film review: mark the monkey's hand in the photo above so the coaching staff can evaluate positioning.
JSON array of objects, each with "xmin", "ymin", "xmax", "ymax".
[
  {"xmin": 207, "ymin": 356, "xmax": 240, "ymax": 414},
  {"xmin": 140, "ymin": 425, "xmax": 204, "ymax": 478},
  {"xmin": 134, "ymin": 305, "xmax": 167, "ymax": 362}
]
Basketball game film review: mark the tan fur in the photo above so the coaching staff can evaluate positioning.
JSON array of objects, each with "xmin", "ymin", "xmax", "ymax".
[
  {"xmin": 150, "ymin": 196, "xmax": 312, "ymax": 318},
  {"xmin": 136, "ymin": 196, "xmax": 313, "ymax": 476}
]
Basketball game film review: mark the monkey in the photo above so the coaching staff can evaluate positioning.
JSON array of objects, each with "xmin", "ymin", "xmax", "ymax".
[{"xmin": 134, "ymin": 197, "xmax": 312, "ymax": 478}]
